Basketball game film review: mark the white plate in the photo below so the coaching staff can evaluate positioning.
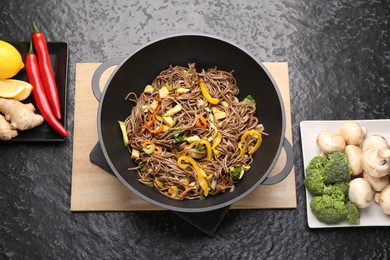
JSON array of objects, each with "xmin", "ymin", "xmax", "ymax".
[{"xmin": 300, "ymin": 119, "xmax": 390, "ymax": 228}]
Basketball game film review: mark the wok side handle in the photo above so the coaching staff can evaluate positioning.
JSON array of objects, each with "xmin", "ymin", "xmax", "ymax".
[
  {"xmin": 262, "ymin": 138, "xmax": 294, "ymax": 185},
  {"xmin": 91, "ymin": 57, "xmax": 123, "ymax": 101}
]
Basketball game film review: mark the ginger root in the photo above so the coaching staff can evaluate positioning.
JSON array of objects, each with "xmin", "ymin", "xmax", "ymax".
[
  {"xmin": 0, "ymin": 114, "xmax": 18, "ymax": 140},
  {"xmin": 0, "ymin": 97, "xmax": 44, "ymax": 133}
]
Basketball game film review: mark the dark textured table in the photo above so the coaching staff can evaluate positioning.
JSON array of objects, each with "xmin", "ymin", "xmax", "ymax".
[{"xmin": 1, "ymin": 1, "xmax": 389, "ymax": 259}]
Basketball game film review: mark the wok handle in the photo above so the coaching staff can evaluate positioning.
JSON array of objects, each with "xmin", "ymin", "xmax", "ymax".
[
  {"xmin": 262, "ymin": 138, "xmax": 294, "ymax": 185},
  {"xmin": 91, "ymin": 57, "xmax": 123, "ymax": 101}
]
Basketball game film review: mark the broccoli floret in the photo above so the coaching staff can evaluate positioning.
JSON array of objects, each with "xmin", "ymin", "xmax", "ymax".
[
  {"xmin": 304, "ymin": 153, "xmax": 350, "ymax": 196},
  {"xmin": 230, "ymin": 166, "xmax": 242, "ymax": 181},
  {"xmin": 323, "ymin": 152, "xmax": 351, "ymax": 184},
  {"xmin": 310, "ymin": 195, "xmax": 347, "ymax": 224},
  {"xmin": 323, "ymin": 182, "xmax": 349, "ymax": 201},
  {"xmin": 242, "ymin": 95, "xmax": 256, "ymax": 105},
  {"xmin": 345, "ymin": 201, "xmax": 360, "ymax": 225},
  {"xmin": 304, "ymin": 156, "xmax": 327, "ymax": 195},
  {"xmin": 305, "ymin": 152, "xmax": 360, "ymax": 225},
  {"xmin": 306, "ymin": 155, "xmax": 328, "ymax": 171},
  {"xmin": 310, "ymin": 195, "xmax": 360, "ymax": 225},
  {"xmin": 304, "ymin": 169, "xmax": 325, "ymax": 196}
]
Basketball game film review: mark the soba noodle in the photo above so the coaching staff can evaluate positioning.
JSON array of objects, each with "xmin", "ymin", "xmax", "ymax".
[{"xmin": 123, "ymin": 63, "xmax": 265, "ymax": 200}]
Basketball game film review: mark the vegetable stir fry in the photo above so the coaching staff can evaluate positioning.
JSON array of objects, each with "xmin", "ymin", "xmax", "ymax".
[{"xmin": 119, "ymin": 64, "xmax": 266, "ymax": 200}]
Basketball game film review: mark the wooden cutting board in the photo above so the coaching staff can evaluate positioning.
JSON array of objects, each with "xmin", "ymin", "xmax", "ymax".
[{"xmin": 70, "ymin": 62, "xmax": 296, "ymax": 211}]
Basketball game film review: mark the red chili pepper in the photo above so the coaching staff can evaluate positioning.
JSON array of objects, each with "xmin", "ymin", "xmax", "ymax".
[
  {"xmin": 26, "ymin": 40, "xmax": 69, "ymax": 137},
  {"xmin": 31, "ymin": 20, "xmax": 62, "ymax": 120}
]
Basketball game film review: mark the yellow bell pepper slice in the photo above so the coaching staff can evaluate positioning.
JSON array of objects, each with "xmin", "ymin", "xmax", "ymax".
[
  {"xmin": 177, "ymin": 156, "xmax": 209, "ymax": 196},
  {"xmin": 177, "ymin": 157, "xmax": 190, "ymax": 169},
  {"xmin": 199, "ymin": 80, "xmax": 219, "ymax": 105},
  {"xmin": 238, "ymin": 129, "xmax": 263, "ymax": 156},
  {"xmin": 199, "ymin": 139, "xmax": 213, "ymax": 160},
  {"xmin": 211, "ymin": 131, "xmax": 222, "ymax": 156},
  {"xmin": 238, "ymin": 142, "xmax": 247, "ymax": 157},
  {"xmin": 154, "ymin": 177, "xmax": 165, "ymax": 188}
]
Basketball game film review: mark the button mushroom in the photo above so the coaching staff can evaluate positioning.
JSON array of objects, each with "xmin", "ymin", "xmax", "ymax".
[
  {"xmin": 361, "ymin": 148, "xmax": 390, "ymax": 178},
  {"xmin": 316, "ymin": 131, "xmax": 346, "ymax": 154},
  {"xmin": 379, "ymin": 185, "xmax": 390, "ymax": 215},
  {"xmin": 362, "ymin": 134, "xmax": 389, "ymax": 152},
  {"xmin": 339, "ymin": 121, "xmax": 367, "ymax": 145},
  {"xmin": 344, "ymin": 145, "xmax": 363, "ymax": 176},
  {"xmin": 363, "ymin": 171, "xmax": 389, "ymax": 192},
  {"xmin": 348, "ymin": 178, "xmax": 374, "ymax": 208}
]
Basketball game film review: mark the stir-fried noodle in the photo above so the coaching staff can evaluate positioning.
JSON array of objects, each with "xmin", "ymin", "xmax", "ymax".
[{"xmin": 124, "ymin": 63, "xmax": 265, "ymax": 200}]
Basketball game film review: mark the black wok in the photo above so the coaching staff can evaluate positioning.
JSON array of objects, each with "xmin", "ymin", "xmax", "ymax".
[{"xmin": 92, "ymin": 34, "xmax": 293, "ymax": 212}]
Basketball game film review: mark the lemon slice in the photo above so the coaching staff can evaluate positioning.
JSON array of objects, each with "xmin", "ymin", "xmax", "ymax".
[
  {"xmin": 13, "ymin": 81, "xmax": 33, "ymax": 101},
  {"xmin": 0, "ymin": 40, "xmax": 25, "ymax": 80},
  {"xmin": 0, "ymin": 79, "xmax": 32, "ymax": 100}
]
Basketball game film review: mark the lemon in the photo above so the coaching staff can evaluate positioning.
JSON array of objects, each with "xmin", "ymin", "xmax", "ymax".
[
  {"xmin": 0, "ymin": 79, "xmax": 33, "ymax": 100},
  {"xmin": 0, "ymin": 40, "xmax": 25, "ymax": 79}
]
